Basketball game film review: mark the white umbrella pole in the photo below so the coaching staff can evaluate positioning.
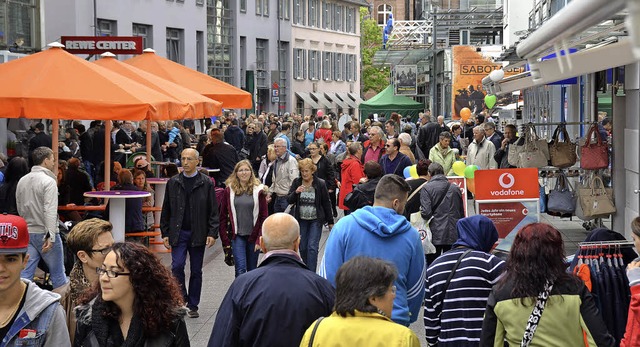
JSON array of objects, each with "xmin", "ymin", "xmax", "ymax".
[
  {"xmin": 146, "ymin": 120, "xmax": 152, "ymax": 165},
  {"xmin": 104, "ymin": 121, "xmax": 111, "ymax": 191},
  {"xmin": 52, "ymin": 119, "xmax": 59, "ymax": 175}
]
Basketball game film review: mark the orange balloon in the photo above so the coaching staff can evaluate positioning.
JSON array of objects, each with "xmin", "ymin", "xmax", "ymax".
[
  {"xmin": 466, "ymin": 177, "xmax": 475, "ymax": 194},
  {"xmin": 460, "ymin": 107, "xmax": 472, "ymax": 122}
]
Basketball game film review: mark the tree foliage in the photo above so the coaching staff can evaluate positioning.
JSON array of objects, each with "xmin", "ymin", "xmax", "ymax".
[{"xmin": 360, "ymin": 7, "xmax": 389, "ymax": 95}]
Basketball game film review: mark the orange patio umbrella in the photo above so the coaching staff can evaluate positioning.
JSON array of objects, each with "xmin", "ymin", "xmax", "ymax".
[
  {"xmin": 94, "ymin": 53, "xmax": 223, "ymax": 118},
  {"xmin": 0, "ymin": 43, "xmax": 194, "ymax": 189},
  {"xmin": 124, "ymin": 49, "xmax": 253, "ymax": 109}
]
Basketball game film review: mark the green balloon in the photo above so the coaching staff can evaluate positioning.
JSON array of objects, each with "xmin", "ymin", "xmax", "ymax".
[
  {"xmin": 484, "ymin": 94, "xmax": 497, "ymax": 109},
  {"xmin": 464, "ymin": 165, "xmax": 479, "ymax": 178}
]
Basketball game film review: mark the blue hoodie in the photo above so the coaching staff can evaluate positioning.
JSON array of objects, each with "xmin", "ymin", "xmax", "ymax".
[
  {"xmin": 319, "ymin": 205, "xmax": 426, "ymax": 326},
  {"xmin": 452, "ymin": 215, "xmax": 499, "ymax": 253}
]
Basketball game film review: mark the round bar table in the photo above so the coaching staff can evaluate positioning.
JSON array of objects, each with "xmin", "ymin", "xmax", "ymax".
[{"xmin": 84, "ymin": 190, "xmax": 151, "ymax": 242}]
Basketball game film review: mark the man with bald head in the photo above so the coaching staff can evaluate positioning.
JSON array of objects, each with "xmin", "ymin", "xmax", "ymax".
[
  {"xmin": 161, "ymin": 148, "xmax": 219, "ymax": 318},
  {"xmin": 209, "ymin": 213, "xmax": 334, "ymax": 347}
]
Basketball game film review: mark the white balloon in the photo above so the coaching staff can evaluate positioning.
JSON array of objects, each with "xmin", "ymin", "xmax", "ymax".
[{"xmin": 489, "ymin": 69, "xmax": 505, "ymax": 82}]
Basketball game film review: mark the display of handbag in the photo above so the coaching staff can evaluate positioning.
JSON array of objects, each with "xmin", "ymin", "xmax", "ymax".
[
  {"xmin": 577, "ymin": 176, "xmax": 616, "ymax": 219},
  {"xmin": 518, "ymin": 125, "xmax": 549, "ymax": 168},
  {"xmin": 548, "ymin": 124, "xmax": 577, "ymax": 168},
  {"xmin": 507, "ymin": 137, "xmax": 525, "ymax": 167},
  {"xmin": 547, "ymin": 172, "xmax": 577, "ymax": 214},
  {"xmin": 580, "ymin": 123, "xmax": 609, "ymax": 170}
]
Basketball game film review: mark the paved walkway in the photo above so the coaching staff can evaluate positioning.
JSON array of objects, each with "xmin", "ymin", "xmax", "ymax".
[{"xmin": 155, "ymin": 201, "xmax": 595, "ymax": 346}]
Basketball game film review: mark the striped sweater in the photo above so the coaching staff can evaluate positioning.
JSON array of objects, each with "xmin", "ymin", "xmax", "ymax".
[{"xmin": 423, "ymin": 248, "xmax": 505, "ymax": 346}]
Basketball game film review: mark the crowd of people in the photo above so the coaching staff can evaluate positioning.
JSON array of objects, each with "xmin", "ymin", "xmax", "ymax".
[{"xmin": 0, "ymin": 109, "xmax": 636, "ymax": 346}]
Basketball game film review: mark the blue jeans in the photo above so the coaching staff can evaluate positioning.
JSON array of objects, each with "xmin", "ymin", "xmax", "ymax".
[
  {"xmin": 273, "ymin": 196, "xmax": 289, "ymax": 213},
  {"xmin": 232, "ymin": 235, "xmax": 259, "ymax": 277},
  {"xmin": 171, "ymin": 229, "xmax": 205, "ymax": 311},
  {"xmin": 21, "ymin": 233, "xmax": 68, "ymax": 289},
  {"xmin": 299, "ymin": 219, "xmax": 322, "ymax": 272}
]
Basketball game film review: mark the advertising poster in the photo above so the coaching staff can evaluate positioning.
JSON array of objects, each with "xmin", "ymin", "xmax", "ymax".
[
  {"xmin": 451, "ymin": 46, "xmax": 526, "ymax": 119},
  {"xmin": 476, "ymin": 199, "xmax": 539, "ymax": 239},
  {"xmin": 447, "ymin": 176, "xmax": 468, "ymax": 217},
  {"xmin": 394, "ymin": 65, "xmax": 417, "ymax": 95}
]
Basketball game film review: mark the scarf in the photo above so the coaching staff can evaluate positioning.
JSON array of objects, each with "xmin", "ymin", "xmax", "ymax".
[{"xmin": 91, "ymin": 299, "xmax": 146, "ymax": 347}]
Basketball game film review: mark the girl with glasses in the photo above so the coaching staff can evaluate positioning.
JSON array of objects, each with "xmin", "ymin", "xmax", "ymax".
[{"xmin": 75, "ymin": 242, "xmax": 188, "ymax": 346}]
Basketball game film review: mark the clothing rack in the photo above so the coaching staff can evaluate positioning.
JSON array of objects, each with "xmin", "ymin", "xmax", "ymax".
[
  {"xmin": 578, "ymin": 240, "xmax": 635, "ymax": 248},
  {"xmin": 521, "ymin": 121, "xmax": 594, "ymax": 127}
]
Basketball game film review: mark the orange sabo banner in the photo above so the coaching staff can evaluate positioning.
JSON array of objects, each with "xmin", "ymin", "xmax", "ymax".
[
  {"xmin": 474, "ymin": 168, "xmax": 539, "ymax": 201},
  {"xmin": 451, "ymin": 46, "xmax": 525, "ymax": 120}
]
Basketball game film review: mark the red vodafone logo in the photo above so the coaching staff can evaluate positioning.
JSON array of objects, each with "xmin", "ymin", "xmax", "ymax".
[{"xmin": 474, "ymin": 168, "xmax": 539, "ymax": 200}]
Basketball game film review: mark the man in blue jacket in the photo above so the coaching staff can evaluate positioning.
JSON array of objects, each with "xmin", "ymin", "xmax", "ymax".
[
  {"xmin": 209, "ymin": 213, "xmax": 335, "ymax": 347},
  {"xmin": 319, "ymin": 174, "xmax": 426, "ymax": 326}
]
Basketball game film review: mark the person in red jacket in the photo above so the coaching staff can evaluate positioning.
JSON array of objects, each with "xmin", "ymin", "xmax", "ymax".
[
  {"xmin": 621, "ymin": 216, "xmax": 640, "ymax": 347},
  {"xmin": 315, "ymin": 120, "xmax": 333, "ymax": 145},
  {"xmin": 338, "ymin": 142, "xmax": 365, "ymax": 216}
]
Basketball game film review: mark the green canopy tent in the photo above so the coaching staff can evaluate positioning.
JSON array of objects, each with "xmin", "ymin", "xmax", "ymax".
[{"xmin": 358, "ymin": 85, "xmax": 425, "ymax": 122}]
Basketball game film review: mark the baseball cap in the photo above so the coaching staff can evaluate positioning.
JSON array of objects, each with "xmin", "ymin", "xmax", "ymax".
[
  {"xmin": 135, "ymin": 158, "xmax": 149, "ymax": 169},
  {"xmin": 0, "ymin": 214, "xmax": 29, "ymax": 254}
]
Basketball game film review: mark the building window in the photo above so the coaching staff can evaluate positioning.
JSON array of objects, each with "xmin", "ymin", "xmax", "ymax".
[
  {"xmin": 377, "ymin": 4, "xmax": 392, "ymax": 25},
  {"xmin": 279, "ymin": 0, "xmax": 289, "ymax": 19},
  {"xmin": 309, "ymin": 50, "xmax": 320, "ymax": 80},
  {"xmin": 279, "ymin": 41, "xmax": 289, "ymax": 109},
  {"xmin": 256, "ymin": 0, "xmax": 268, "ymax": 16},
  {"xmin": 333, "ymin": 53, "xmax": 343, "ymax": 81},
  {"xmin": 333, "ymin": 5, "xmax": 343, "ymax": 31},
  {"xmin": 256, "ymin": 38, "xmax": 268, "ymax": 88},
  {"xmin": 240, "ymin": 0, "xmax": 246, "ymax": 12},
  {"xmin": 97, "ymin": 19, "xmax": 117, "ymax": 36},
  {"xmin": 208, "ymin": 0, "xmax": 234, "ymax": 83},
  {"xmin": 308, "ymin": 0, "xmax": 319, "ymax": 27},
  {"xmin": 293, "ymin": 0, "xmax": 306, "ymax": 25},
  {"xmin": 166, "ymin": 27, "xmax": 183, "ymax": 63},
  {"xmin": 346, "ymin": 7, "xmax": 355, "ymax": 33},
  {"xmin": 322, "ymin": 1, "xmax": 332, "ymax": 29},
  {"xmin": 322, "ymin": 51, "xmax": 332, "ymax": 81},
  {"xmin": 196, "ymin": 0, "xmax": 205, "ymax": 5},
  {"xmin": 0, "ymin": 0, "xmax": 40, "ymax": 51},
  {"xmin": 240, "ymin": 36, "xmax": 246, "ymax": 88},
  {"xmin": 196, "ymin": 31, "xmax": 204, "ymax": 72},
  {"xmin": 293, "ymin": 48, "xmax": 305, "ymax": 79},
  {"xmin": 346, "ymin": 54, "xmax": 355, "ymax": 81},
  {"xmin": 132, "ymin": 23, "xmax": 152, "ymax": 49}
]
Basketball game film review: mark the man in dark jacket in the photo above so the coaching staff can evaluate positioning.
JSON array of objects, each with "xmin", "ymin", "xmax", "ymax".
[
  {"xmin": 136, "ymin": 120, "xmax": 163, "ymax": 162},
  {"xmin": 246, "ymin": 122, "xmax": 268, "ymax": 173},
  {"xmin": 224, "ymin": 118, "xmax": 245, "ymax": 152},
  {"xmin": 28, "ymin": 122, "xmax": 52, "ymax": 166},
  {"xmin": 208, "ymin": 213, "xmax": 335, "ymax": 347},
  {"xmin": 417, "ymin": 117, "xmax": 441, "ymax": 157},
  {"xmin": 420, "ymin": 162, "xmax": 464, "ymax": 264},
  {"xmin": 202, "ymin": 128, "xmax": 239, "ymax": 186},
  {"xmin": 161, "ymin": 148, "xmax": 219, "ymax": 318},
  {"xmin": 494, "ymin": 124, "xmax": 518, "ymax": 169}
]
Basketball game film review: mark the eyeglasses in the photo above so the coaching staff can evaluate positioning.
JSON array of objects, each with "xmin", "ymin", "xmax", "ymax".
[
  {"xmin": 91, "ymin": 247, "xmax": 111, "ymax": 256},
  {"xmin": 96, "ymin": 267, "xmax": 130, "ymax": 278},
  {"xmin": 308, "ymin": 147, "xmax": 318, "ymax": 151},
  {"xmin": 384, "ymin": 144, "xmax": 393, "ymax": 148}
]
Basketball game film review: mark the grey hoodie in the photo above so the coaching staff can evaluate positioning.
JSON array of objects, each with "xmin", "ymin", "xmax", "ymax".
[{"xmin": 2, "ymin": 279, "xmax": 70, "ymax": 346}]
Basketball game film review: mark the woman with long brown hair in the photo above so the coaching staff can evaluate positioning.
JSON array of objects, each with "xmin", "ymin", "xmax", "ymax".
[
  {"xmin": 75, "ymin": 242, "xmax": 189, "ymax": 346},
  {"xmin": 220, "ymin": 160, "xmax": 269, "ymax": 277},
  {"xmin": 480, "ymin": 223, "xmax": 614, "ymax": 347}
]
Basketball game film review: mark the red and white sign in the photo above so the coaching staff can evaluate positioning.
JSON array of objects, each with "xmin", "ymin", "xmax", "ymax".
[
  {"xmin": 473, "ymin": 168, "xmax": 539, "ymax": 200},
  {"xmin": 61, "ymin": 36, "xmax": 143, "ymax": 55},
  {"xmin": 447, "ymin": 176, "xmax": 468, "ymax": 217}
]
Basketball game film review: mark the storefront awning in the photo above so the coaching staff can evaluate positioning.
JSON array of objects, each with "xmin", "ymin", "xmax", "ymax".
[
  {"xmin": 295, "ymin": 92, "xmax": 321, "ymax": 109},
  {"xmin": 311, "ymin": 92, "xmax": 333, "ymax": 108},
  {"xmin": 325, "ymin": 92, "xmax": 350, "ymax": 109},
  {"xmin": 336, "ymin": 92, "xmax": 358, "ymax": 108},
  {"xmin": 348, "ymin": 93, "xmax": 365, "ymax": 104}
]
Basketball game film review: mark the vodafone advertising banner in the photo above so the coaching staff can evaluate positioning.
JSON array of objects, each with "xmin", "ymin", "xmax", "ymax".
[
  {"xmin": 447, "ymin": 176, "xmax": 468, "ymax": 217},
  {"xmin": 473, "ymin": 168, "xmax": 540, "ymax": 241},
  {"xmin": 61, "ymin": 36, "xmax": 143, "ymax": 55}
]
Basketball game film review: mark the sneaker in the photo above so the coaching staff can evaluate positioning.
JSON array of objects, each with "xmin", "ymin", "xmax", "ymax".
[{"xmin": 187, "ymin": 309, "xmax": 199, "ymax": 318}]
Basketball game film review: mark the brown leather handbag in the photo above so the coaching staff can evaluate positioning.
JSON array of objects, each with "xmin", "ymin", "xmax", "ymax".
[
  {"xmin": 580, "ymin": 123, "xmax": 608, "ymax": 170},
  {"xmin": 549, "ymin": 124, "xmax": 577, "ymax": 168}
]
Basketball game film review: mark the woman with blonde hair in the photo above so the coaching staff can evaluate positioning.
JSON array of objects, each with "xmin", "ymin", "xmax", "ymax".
[
  {"xmin": 286, "ymin": 158, "xmax": 334, "ymax": 271},
  {"xmin": 220, "ymin": 160, "xmax": 269, "ymax": 276}
]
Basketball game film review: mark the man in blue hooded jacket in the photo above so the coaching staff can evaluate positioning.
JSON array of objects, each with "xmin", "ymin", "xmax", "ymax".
[
  {"xmin": 319, "ymin": 174, "xmax": 425, "ymax": 326},
  {"xmin": 423, "ymin": 215, "xmax": 505, "ymax": 346}
]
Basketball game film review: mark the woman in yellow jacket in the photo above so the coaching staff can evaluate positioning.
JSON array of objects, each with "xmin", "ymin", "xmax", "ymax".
[
  {"xmin": 428, "ymin": 131, "xmax": 457, "ymax": 176},
  {"xmin": 300, "ymin": 256, "xmax": 420, "ymax": 347}
]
